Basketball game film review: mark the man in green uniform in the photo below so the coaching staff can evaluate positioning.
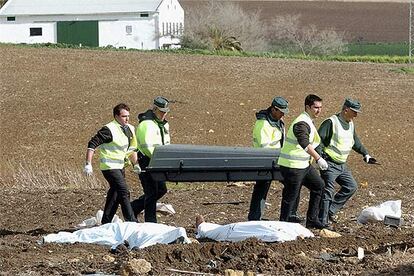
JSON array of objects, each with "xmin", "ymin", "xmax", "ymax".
[
  {"xmin": 248, "ymin": 96, "xmax": 289, "ymax": 221},
  {"xmin": 131, "ymin": 96, "xmax": 171, "ymax": 223},
  {"xmin": 278, "ymin": 94, "xmax": 328, "ymax": 229},
  {"xmin": 317, "ymin": 98, "xmax": 377, "ymax": 226}
]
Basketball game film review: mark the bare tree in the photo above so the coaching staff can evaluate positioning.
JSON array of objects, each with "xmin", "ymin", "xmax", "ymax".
[
  {"xmin": 269, "ymin": 14, "xmax": 347, "ymax": 56},
  {"xmin": 183, "ymin": 0, "xmax": 268, "ymax": 51}
]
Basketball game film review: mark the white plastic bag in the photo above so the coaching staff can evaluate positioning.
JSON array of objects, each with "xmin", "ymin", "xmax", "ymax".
[
  {"xmin": 357, "ymin": 200, "xmax": 401, "ymax": 224},
  {"xmin": 95, "ymin": 210, "xmax": 103, "ymax": 223},
  {"xmin": 156, "ymin": 203, "xmax": 176, "ymax": 215},
  {"xmin": 76, "ymin": 210, "xmax": 122, "ymax": 229},
  {"xmin": 137, "ymin": 203, "xmax": 176, "ymax": 215}
]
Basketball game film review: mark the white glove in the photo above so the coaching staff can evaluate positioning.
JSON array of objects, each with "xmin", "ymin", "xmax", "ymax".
[
  {"xmin": 133, "ymin": 164, "xmax": 142, "ymax": 174},
  {"xmin": 84, "ymin": 164, "xmax": 93, "ymax": 176},
  {"xmin": 317, "ymin": 157, "xmax": 328, "ymax": 170}
]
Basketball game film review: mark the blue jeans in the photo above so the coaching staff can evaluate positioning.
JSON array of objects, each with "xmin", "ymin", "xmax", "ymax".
[{"xmin": 319, "ymin": 161, "xmax": 357, "ymax": 225}]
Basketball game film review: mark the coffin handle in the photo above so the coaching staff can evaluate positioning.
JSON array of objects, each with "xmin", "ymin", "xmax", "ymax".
[{"xmin": 179, "ymin": 160, "xmax": 184, "ymax": 172}]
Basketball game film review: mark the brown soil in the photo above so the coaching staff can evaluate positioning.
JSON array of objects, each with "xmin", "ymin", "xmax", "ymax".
[
  {"xmin": 1, "ymin": 44, "xmax": 414, "ymax": 275},
  {"xmin": 181, "ymin": 1, "xmax": 410, "ymax": 43}
]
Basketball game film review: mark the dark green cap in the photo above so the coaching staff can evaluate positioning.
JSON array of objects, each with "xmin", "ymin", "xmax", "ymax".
[
  {"xmin": 272, "ymin": 96, "xmax": 289, "ymax": 114},
  {"xmin": 344, "ymin": 98, "xmax": 362, "ymax": 113},
  {"xmin": 154, "ymin": 96, "xmax": 170, "ymax": 112}
]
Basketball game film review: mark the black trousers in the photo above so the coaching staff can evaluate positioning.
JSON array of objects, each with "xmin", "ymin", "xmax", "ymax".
[
  {"xmin": 279, "ymin": 165, "xmax": 324, "ymax": 223},
  {"xmin": 101, "ymin": 169, "xmax": 137, "ymax": 224},
  {"xmin": 248, "ymin": 180, "xmax": 301, "ymax": 221},
  {"xmin": 248, "ymin": 180, "xmax": 271, "ymax": 220},
  {"xmin": 131, "ymin": 154, "xmax": 167, "ymax": 223}
]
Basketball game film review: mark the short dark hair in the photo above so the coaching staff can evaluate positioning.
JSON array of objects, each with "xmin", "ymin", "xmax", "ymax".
[
  {"xmin": 113, "ymin": 103, "xmax": 130, "ymax": 117},
  {"xmin": 305, "ymin": 94, "xmax": 322, "ymax": 107}
]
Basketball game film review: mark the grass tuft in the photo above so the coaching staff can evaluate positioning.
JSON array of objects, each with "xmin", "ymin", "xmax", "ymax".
[
  {"xmin": 0, "ymin": 161, "xmax": 105, "ymax": 190},
  {"xmin": 389, "ymin": 66, "xmax": 414, "ymax": 74}
]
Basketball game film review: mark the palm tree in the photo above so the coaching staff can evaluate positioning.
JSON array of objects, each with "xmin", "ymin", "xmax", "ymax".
[{"xmin": 208, "ymin": 26, "xmax": 242, "ymax": 52}]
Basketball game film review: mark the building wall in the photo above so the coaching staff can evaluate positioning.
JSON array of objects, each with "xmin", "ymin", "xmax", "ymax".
[
  {"xmin": 157, "ymin": 0, "xmax": 184, "ymax": 48},
  {"xmin": 99, "ymin": 18, "xmax": 156, "ymax": 49},
  {"xmin": 0, "ymin": 13, "xmax": 160, "ymax": 49},
  {"xmin": 0, "ymin": 22, "xmax": 56, "ymax": 44}
]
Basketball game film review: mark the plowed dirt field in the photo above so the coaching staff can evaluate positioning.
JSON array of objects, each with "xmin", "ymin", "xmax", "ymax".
[
  {"xmin": 1, "ymin": 43, "xmax": 414, "ymax": 275},
  {"xmin": 181, "ymin": 0, "xmax": 410, "ymax": 43}
]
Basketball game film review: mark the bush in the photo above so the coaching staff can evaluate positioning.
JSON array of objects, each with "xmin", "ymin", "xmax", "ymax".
[
  {"xmin": 183, "ymin": 0, "xmax": 268, "ymax": 52},
  {"xmin": 207, "ymin": 26, "xmax": 242, "ymax": 51},
  {"xmin": 268, "ymin": 14, "xmax": 347, "ymax": 56}
]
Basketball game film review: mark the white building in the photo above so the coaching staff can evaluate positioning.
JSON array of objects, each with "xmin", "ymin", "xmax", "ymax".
[{"xmin": 0, "ymin": 0, "xmax": 184, "ymax": 49}]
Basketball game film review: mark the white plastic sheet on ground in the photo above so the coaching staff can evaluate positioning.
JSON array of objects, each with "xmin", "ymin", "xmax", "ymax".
[
  {"xmin": 43, "ymin": 222, "xmax": 190, "ymax": 249},
  {"xmin": 196, "ymin": 221, "xmax": 314, "ymax": 243},
  {"xmin": 76, "ymin": 204, "xmax": 176, "ymax": 229},
  {"xmin": 357, "ymin": 200, "xmax": 402, "ymax": 224}
]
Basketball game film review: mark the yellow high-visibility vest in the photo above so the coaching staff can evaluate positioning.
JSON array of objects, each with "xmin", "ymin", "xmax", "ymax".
[
  {"xmin": 253, "ymin": 119, "xmax": 284, "ymax": 149},
  {"xmin": 99, "ymin": 121, "xmax": 137, "ymax": 170},
  {"xmin": 136, "ymin": 120, "xmax": 170, "ymax": 158},
  {"xmin": 278, "ymin": 112, "xmax": 320, "ymax": 169},
  {"xmin": 323, "ymin": 115, "xmax": 354, "ymax": 163}
]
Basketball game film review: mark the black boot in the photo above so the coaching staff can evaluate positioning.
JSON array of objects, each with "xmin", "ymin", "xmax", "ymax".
[
  {"xmin": 287, "ymin": 214, "xmax": 304, "ymax": 223},
  {"xmin": 306, "ymin": 219, "xmax": 327, "ymax": 229}
]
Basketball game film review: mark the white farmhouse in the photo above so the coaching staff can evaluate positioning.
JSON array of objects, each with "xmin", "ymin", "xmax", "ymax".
[{"xmin": 0, "ymin": 0, "xmax": 184, "ymax": 49}]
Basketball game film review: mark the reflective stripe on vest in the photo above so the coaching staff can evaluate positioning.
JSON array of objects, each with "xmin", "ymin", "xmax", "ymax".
[
  {"xmin": 252, "ymin": 119, "xmax": 284, "ymax": 149},
  {"xmin": 99, "ymin": 121, "xmax": 134, "ymax": 170},
  {"xmin": 136, "ymin": 120, "xmax": 171, "ymax": 158},
  {"xmin": 324, "ymin": 115, "xmax": 354, "ymax": 163},
  {"xmin": 277, "ymin": 112, "xmax": 321, "ymax": 169}
]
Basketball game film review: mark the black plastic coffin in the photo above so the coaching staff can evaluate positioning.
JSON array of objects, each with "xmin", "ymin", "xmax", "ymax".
[{"xmin": 146, "ymin": 144, "xmax": 283, "ymax": 182}]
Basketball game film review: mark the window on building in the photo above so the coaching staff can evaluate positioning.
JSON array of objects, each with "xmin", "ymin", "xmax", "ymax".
[
  {"xmin": 140, "ymin": 13, "xmax": 149, "ymax": 18},
  {"xmin": 126, "ymin": 25, "xmax": 132, "ymax": 35},
  {"xmin": 172, "ymin": 22, "xmax": 175, "ymax": 35},
  {"xmin": 168, "ymin": 22, "xmax": 171, "ymax": 34},
  {"xmin": 30, "ymin": 27, "xmax": 42, "ymax": 36},
  {"xmin": 162, "ymin": 22, "xmax": 165, "ymax": 36},
  {"xmin": 7, "ymin": 17, "xmax": 15, "ymax": 21}
]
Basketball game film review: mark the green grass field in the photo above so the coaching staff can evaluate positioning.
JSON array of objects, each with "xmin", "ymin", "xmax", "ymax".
[
  {"xmin": 3, "ymin": 41, "xmax": 413, "ymax": 64},
  {"xmin": 345, "ymin": 42, "xmax": 409, "ymax": 56}
]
